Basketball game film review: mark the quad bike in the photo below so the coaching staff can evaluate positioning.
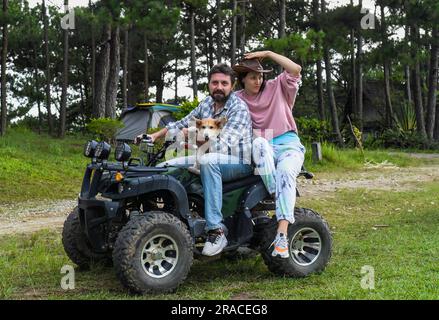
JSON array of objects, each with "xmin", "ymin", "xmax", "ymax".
[{"xmin": 62, "ymin": 135, "xmax": 332, "ymax": 294}]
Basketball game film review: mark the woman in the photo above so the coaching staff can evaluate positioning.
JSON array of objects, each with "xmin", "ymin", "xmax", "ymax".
[{"xmin": 232, "ymin": 51, "xmax": 305, "ymax": 259}]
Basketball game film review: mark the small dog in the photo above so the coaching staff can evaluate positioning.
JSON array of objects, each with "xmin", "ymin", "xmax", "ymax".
[{"xmin": 187, "ymin": 117, "xmax": 227, "ymax": 175}]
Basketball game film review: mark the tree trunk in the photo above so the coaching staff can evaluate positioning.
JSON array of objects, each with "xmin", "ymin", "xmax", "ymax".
[
  {"xmin": 143, "ymin": 32, "xmax": 149, "ymax": 101},
  {"xmin": 106, "ymin": 25, "xmax": 120, "ymax": 119},
  {"xmin": 323, "ymin": 47, "xmax": 343, "ymax": 145},
  {"xmin": 427, "ymin": 24, "xmax": 438, "ymax": 140},
  {"xmin": 93, "ymin": 24, "xmax": 111, "ymax": 118},
  {"xmin": 356, "ymin": 0, "xmax": 364, "ymax": 132},
  {"xmin": 411, "ymin": 23, "xmax": 427, "ymax": 139},
  {"xmin": 90, "ymin": 0, "xmax": 96, "ymax": 117},
  {"xmin": 59, "ymin": 0, "xmax": 69, "ymax": 138},
  {"xmin": 349, "ymin": 1, "xmax": 356, "ymax": 122},
  {"xmin": 404, "ymin": 25, "xmax": 412, "ymax": 104},
  {"xmin": 316, "ymin": 60, "xmax": 325, "ymax": 120},
  {"xmin": 78, "ymin": 67, "xmax": 86, "ymax": 131},
  {"xmin": 312, "ymin": 0, "xmax": 325, "ymax": 121},
  {"xmin": 381, "ymin": 4, "xmax": 394, "ymax": 129},
  {"xmin": 208, "ymin": 24, "xmax": 214, "ymax": 70},
  {"xmin": 0, "ymin": 0, "xmax": 8, "ymax": 136},
  {"xmin": 239, "ymin": 0, "xmax": 246, "ymax": 57},
  {"xmin": 321, "ymin": 0, "xmax": 343, "ymax": 145},
  {"xmin": 277, "ymin": 0, "xmax": 286, "ymax": 74},
  {"xmin": 42, "ymin": 0, "xmax": 53, "ymax": 134},
  {"xmin": 122, "ymin": 26, "xmax": 128, "ymax": 109},
  {"xmin": 189, "ymin": 6, "xmax": 198, "ymax": 98},
  {"xmin": 231, "ymin": 0, "xmax": 237, "ymax": 66},
  {"xmin": 33, "ymin": 51, "xmax": 42, "ymax": 134},
  {"xmin": 174, "ymin": 57, "xmax": 178, "ymax": 102},
  {"xmin": 216, "ymin": 0, "xmax": 222, "ymax": 63},
  {"xmin": 156, "ymin": 68, "xmax": 164, "ymax": 103}
]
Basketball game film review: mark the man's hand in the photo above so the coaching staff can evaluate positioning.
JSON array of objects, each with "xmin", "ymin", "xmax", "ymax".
[{"xmin": 134, "ymin": 133, "xmax": 154, "ymax": 145}]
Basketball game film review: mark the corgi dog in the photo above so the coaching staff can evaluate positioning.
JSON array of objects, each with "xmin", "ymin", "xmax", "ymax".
[{"xmin": 187, "ymin": 117, "xmax": 227, "ymax": 175}]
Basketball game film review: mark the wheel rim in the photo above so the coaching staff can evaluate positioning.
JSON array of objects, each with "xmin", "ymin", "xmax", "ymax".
[
  {"xmin": 290, "ymin": 227, "xmax": 322, "ymax": 266},
  {"xmin": 141, "ymin": 234, "xmax": 179, "ymax": 278}
]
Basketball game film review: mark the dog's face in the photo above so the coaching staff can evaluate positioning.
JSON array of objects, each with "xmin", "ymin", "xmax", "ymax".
[{"xmin": 194, "ymin": 117, "xmax": 227, "ymax": 141}]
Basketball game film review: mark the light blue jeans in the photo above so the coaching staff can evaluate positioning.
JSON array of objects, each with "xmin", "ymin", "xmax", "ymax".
[
  {"xmin": 158, "ymin": 153, "xmax": 253, "ymax": 231},
  {"xmin": 252, "ymin": 136, "xmax": 305, "ymax": 224}
]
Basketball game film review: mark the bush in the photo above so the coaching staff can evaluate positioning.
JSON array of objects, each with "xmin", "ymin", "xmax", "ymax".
[
  {"xmin": 295, "ymin": 117, "xmax": 331, "ymax": 143},
  {"xmin": 86, "ymin": 118, "xmax": 124, "ymax": 143},
  {"xmin": 363, "ymin": 128, "xmax": 439, "ymax": 150},
  {"xmin": 174, "ymin": 98, "xmax": 199, "ymax": 120}
]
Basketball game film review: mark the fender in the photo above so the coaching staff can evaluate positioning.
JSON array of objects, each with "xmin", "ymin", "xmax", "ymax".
[
  {"xmin": 240, "ymin": 181, "xmax": 271, "ymax": 211},
  {"xmin": 104, "ymin": 174, "xmax": 191, "ymax": 220}
]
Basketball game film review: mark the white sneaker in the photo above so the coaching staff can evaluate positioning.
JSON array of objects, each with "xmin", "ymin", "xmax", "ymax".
[
  {"xmin": 202, "ymin": 229, "xmax": 228, "ymax": 256},
  {"xmin": 270, "ymin": 233, "xmax": 290, "ymax": 258}
]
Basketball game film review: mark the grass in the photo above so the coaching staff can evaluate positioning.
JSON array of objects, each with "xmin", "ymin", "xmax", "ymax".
[
  {"xmin": 0, "ymin": 127, "xmax": 89, "ymax": 204},
  {"xmin": 0, "ymin": 127, "xmax": 434, "ymax": 205},
  {"xmin": 1, "ymin": 128, "xmax": 438, "ymax": 299},
  {"xmin": 1, "ymin": 180, "xmax": 438, "ymax": 300}
]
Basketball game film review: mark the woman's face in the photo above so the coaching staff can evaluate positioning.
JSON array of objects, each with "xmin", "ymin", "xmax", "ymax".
[{"xmin": 242, "ymin": 71, "xmax": 263, "ymax": 96}]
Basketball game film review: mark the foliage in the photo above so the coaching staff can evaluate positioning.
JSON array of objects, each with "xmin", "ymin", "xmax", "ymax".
[
  {"xmin": 86, "ymin": 118, "xmax": 124, "ymax": 143},
  {"xmin": 173, "ymin": 98, "xmax": 199, "ymax": 121},
  {"xmin": 295, "ymin": 117, "xmax": 332, "ymax": 143},
  {"xmin": 394, "ymin": 101, "xmax": 417, "ymax": 132},
  {"xmin": 363, "ymin": 128, "xmax": 439, "ymax": 150}
]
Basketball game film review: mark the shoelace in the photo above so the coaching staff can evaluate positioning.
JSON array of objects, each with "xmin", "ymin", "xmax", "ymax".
[
  {"xmin": 207, "ymin": 231, "xmax": 223, "ymax": 244},
  {"xmin": 271, "ymin": 236, "xmax": 288, "ymax": 249}
]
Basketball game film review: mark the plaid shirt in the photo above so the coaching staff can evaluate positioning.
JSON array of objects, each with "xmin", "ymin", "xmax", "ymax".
[{"xmin": 166, "ymin": 92, "xmax": 253, "ymax": 163}]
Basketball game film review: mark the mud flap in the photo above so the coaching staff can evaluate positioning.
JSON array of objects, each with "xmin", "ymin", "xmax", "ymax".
[{"xmin": 223, "ymin": 208, "xmax": 253, "ymax": 246}]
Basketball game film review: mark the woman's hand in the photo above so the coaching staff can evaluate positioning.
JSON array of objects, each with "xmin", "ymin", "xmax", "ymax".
[{"xmin": 244, "ymin": 51, "xmax": 272, "ymax": 61}]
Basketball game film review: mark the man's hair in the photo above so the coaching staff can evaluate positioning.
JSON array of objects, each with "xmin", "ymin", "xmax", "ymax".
[{"xmin": 208, "ymin": 63, "xmax": 236, "ymax": 84}]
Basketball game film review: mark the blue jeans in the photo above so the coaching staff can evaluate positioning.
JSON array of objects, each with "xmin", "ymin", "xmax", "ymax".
[
  {"xmin": 199, "ymin": 153, "xmax": 253, "ymax": 231},
  {"xmin": 157, "ymin": 153, "xmax": 253, "ymax": 231}
]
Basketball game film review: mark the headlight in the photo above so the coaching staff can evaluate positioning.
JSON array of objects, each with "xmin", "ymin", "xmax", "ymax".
[
  {"xmin": 115, "ymin": 142, "xmax": 131, "ymax": 162},
  {"xmin": 84, "ymin": 140, "xmax": 98, "ymax": 158},
  {"xmin": 95, "ymin": 141, "xmax": 111, "ymax": 160}
]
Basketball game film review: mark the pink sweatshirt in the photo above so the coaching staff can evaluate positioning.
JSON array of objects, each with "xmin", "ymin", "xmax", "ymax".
[{"xmin": 236, "ymin": 71, "xmax": 301, "ymax": 139}]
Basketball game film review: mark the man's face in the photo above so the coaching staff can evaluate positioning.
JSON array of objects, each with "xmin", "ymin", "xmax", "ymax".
[{"xmin": 208, "ymin": 73, "xmax": 233, "ymax": 103}]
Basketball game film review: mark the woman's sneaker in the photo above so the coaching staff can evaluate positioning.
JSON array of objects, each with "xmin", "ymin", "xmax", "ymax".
[
  {"xmin": 202, "ymin": 229, "xmax": 228, "ymax": 256},
  {"xmin": 270, "ymin": 233, "xmax": 290, "ymax": 258}
]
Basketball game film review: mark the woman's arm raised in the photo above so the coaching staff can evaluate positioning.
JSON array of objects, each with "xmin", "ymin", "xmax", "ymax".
[{"xmin": 244, "ymin": 51, "xmax": 301, "ymax": 76}]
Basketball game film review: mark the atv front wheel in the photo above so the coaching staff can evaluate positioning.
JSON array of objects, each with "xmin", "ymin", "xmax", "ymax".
[
  {"xmin": 259, "ymin": 208, "xmax": 332, "ymax": 277},
  {"xmin": 62, "ymin": 207, "xmax": 110, "ymax": 269},
  {"xmin": 112, "ymin": 212, "xmax": 193, "ymax": 294}
]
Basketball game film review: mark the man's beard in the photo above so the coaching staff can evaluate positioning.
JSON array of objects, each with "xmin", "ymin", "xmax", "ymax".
[{"xmin": 210, "ymin": 90, "xmax": 230, "ymax": 103}]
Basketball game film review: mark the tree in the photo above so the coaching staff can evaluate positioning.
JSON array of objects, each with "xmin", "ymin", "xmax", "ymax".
[
  {"xmin": 0, "ymin": 0, "xmax": 8, "ymax": 136},
  {"xmin": 59, "ymin": 0, "xmax": 70, "ymax": 138},
  {"xmin": 356, "ymin": 0, "xmax": 364, "ymax": 132},
  {"xmin": 42, "ymin": 0, "xmax": 54, "ymax": 135},
  {"xmin": 379, "ymin": 1, "xmax": 394, "ymax": 129},
  {"xmin": 321, "ymin": 0, "xmax": 343, "ymax": 145}
]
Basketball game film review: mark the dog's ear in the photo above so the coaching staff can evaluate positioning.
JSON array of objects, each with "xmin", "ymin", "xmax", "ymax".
[
  {"xmin": 215, "ymin": 117, "xmax": 227, "ymax": 128},
  {"xmin": 192, "ymin": 117, "xmax": 202, "ymax": 127}
]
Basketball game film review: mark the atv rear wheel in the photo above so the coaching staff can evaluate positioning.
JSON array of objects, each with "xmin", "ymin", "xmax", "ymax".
[
  {"xmin": 259, "ymin": 208, "xmax": 332, "ymax": 277},
  {"xmin": 112, "ymin": 212, "xmax": 193, "ymax": 294},
  {"xmin": 62, "ymin": 207, "xmax": 110, "ymax": 269}
]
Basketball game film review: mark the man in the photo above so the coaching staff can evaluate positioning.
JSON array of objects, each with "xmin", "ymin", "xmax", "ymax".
[{"xmin": 135, "ymin": 63, "xmax": 253, "ymax": 256}]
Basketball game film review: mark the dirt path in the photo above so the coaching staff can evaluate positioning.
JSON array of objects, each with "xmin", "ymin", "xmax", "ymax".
[{"xmin": 1, "ymin": 159, "xmax": 439, "ymax": 236}]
